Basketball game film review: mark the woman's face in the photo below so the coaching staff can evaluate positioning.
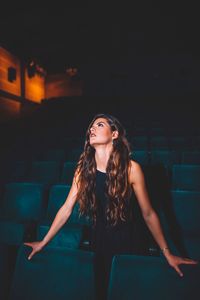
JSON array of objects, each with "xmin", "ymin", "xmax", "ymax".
[{"xmin": 89, "ymin": 117, "xmax": 115, "ymax": 147}]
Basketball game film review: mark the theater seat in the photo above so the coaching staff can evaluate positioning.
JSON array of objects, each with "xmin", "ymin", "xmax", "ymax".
[
  {"xmin": 150, "ymin": 136, "xmax": 169, "ymax": 150},
  {"xmin": 171, "ymin": 164, "xmax": 200, "ymax": 191},
  {"xmin": 41, "ymin": 149, "xmax": 66, "ymax": 162},
  {"xmin": 9, "ymin": 245, "xmax": 95, "ymax": 300},
  {"xmin": 0, "ymin": 182, "xmax": 47, "ymax": 245},
  {"xmin": 66, "ymin": 148, "xmax": 83, "ymax": 162},
  {"xmin": 131, "ymin": 136, "xmax": 149, "ymax": 150},
  {"xmin": 37, "ymin": 224, "xmax": 83, "ymax": 249},
  {"xmin": 130, "ymin": 150, "xmax": 150, "ymax": 165},
  {"xmin": 36, "ymin": 184, "xmax": 90, "ymax": 249},
  {"xmin": 108, "ymin": 254, "xmax": 200, "ymax": 300},
  {"xmin": 158, "ymin": 190, "xmax": 200, "ymax": 260},
  {"xmin": 151, "ymin": 150, "xmax": 180, "ymax": 167},
  {"xmin": 28, "ymin": 161, "xmax": 61, "ymax": 185},
  {"xmin": 44, "ymin": 184, "xmax": 88, "ymax": 226},
  {"xmin": 60, "ymin": 161, "xmax": 77, "ymax": 185}
]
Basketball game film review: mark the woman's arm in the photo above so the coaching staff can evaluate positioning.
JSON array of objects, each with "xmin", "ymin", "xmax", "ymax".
[
  {"xmin": 129, "ymin": 160, "xmax": 198, "ymax": 276},
  {"xmin": 129, "ymin": 161, "xmax": 170, "ymax": 254},
  {"xmin": 42, "ymin": 172, "xmax": 78, "ymax": 246},
  {"xmin": 24, "ymin": 171, "xmax": 80, "ymax": 259},
  {"xmin": 41, "ymin": 175, "xmax": 79, "ymax": 247}
]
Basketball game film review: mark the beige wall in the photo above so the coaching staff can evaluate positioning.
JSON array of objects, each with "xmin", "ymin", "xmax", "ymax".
[
  {"xmin": 0, "ymin": 47, "xmax": 21, "ymax": 96},
  {"xmin": 45, "ymin": 73, "xmax": 83, "ymax": 98}
]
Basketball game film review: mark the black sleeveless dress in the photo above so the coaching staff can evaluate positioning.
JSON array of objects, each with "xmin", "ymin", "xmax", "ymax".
[{"xmin": 90, "ymin": 169, "xmax": 138, "ymax": 300}]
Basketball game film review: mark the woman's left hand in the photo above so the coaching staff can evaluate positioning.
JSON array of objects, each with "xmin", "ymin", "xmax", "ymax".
[{"xmin": 164, "ymin": 253, "xmax": 198, "ymax": 277}]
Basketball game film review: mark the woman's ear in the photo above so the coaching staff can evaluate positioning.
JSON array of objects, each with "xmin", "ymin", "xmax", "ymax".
[{"xmin": 112, "ymin": 130, "xmax": 119, "ymax": 140}]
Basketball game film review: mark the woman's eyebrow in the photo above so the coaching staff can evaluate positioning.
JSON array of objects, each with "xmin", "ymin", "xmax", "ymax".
[
  {"xmin": 92, "ymin": 121, "xmax": 107, "ymax": 126},
  {"xmin": 97, "ymin": 121, "xmax": 105, "ymax": 125}
]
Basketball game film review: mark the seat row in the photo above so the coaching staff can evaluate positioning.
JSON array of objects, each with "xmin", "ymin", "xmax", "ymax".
[
  {"xmin": 19, "ymin": 145, "xmax": 200, "ymax": 164},
  {"xmin": 0, "ymin": 183, "xmax": 90, "ymax": 248},
  {"xmin": 0, "ymin": 182, "xmax": 199, "ymax": 258},
  {"xmin": 4, "ymin": 161, "xmax": 200, "ymax": 191},
  {"xmin": 11, "ymin": 147, "xmax": 200, "ymax": 169},
  {"xmin": 1, "ymin": 244, "xmax": 199, "ymax": 300},
  {"xmin": 61, "ymin": 135, "xmax": 200, "ymax": 150}
]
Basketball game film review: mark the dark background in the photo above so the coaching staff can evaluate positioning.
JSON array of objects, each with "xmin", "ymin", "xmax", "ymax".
[
  {"xmin": 1, "ymin": 2, "xmax": 200, "ymax": 131},
  {"xmin": 1, "ymin": 2, "xmax": 200, "ymax": 74}
]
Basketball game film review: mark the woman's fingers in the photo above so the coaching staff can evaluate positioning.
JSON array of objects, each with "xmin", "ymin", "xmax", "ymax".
[
  {"xmin": 24, "ymin": 242, "xmax": 33, "ymax": 247},
  {"xmin": 23, "ymin": 242, "xmax": 37, "ymax": 260},
  {"xmin": 174, "ymin": 258, "xmax": 199, "ymax": 277},
  {"xmin": 28, "ymin": 251, "xmax": 35, "ymax": 260},
  {"xmin": 183, "ymin": 258, "xmax": 199, "ymax": 264},
  {"xmin": 174, "ymin": 265, "xmax": 183, "ymax": 277}
]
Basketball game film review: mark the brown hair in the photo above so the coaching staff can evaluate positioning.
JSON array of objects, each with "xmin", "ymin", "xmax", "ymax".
[{"xmin": 75, "ymin": 113, "xmax": 132, "ymax": 226}]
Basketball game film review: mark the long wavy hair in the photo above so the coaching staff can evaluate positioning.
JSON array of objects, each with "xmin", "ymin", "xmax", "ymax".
[{"xmin": 75, "ymin": 113, "xmax": 132, "ymax": 226}]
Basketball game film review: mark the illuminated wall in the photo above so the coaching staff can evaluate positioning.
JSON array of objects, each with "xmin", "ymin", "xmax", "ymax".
[
  {"xmin": 0, "ymin": 47, "xmax": 21, "ymax": 96},
  {"xmin": 0, "ymin": 47, "xmax": 45, "ymax": 122},
  {"xmin": 0, "ymin": 97, "xmax": 21, "ymax": 122},
  {"xmin": 25, "ymin": 68, "xmax": 45, "ymax": 103},
  {"xmin": 45, "ymin": 73, "xmax": 83, "ymax": 98}
]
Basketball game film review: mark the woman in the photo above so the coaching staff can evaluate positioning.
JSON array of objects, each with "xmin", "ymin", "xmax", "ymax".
[{"xmin": 24, "ymin": 113, "xmax": 198, "ymax": 300}]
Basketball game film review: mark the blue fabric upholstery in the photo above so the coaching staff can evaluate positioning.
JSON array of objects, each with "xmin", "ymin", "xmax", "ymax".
[
  {"xmin": 10, "ymin": 245, "xmax": 95, "ymax": 300},
  {"xmin": 0, "ymin": 183, "xmax": 46, "ymax": 245},
  {"xmin": 108, "ymin": 254, "xmax": 200, "ymax": 300},
  {"xmin": 60, "ymin": 161, "xmax": 77, "ymax": 185},
  {"xmin": 172, "ymin": 164, "xmax": 200, "ymax": 190}
]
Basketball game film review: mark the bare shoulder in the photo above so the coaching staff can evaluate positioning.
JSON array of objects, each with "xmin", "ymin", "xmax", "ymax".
[{"xmin": 128, "ymin": 160, "xmax": 145, "ymax": 184}]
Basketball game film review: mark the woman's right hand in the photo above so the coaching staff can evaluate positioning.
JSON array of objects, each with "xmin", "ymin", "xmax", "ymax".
[{"xmin": 23, "ymin": 241, "xmax": 45, "ymax": 260}]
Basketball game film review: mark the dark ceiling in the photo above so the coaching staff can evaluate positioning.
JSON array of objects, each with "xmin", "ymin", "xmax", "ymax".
[{"xmin": 1, "ymin": 3, "xmax": 199, "ymax": 74}]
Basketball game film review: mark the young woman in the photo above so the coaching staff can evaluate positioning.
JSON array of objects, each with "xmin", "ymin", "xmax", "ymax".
[{"xmin": 24, "ymin": 113, "xmax": 198, "ymax": 300}]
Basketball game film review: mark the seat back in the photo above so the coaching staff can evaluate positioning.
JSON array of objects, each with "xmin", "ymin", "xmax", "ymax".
[
  {"xmin": 60, "ymin": 161, "xmax": 77, "ymax": 185},
  {"xmin": 172, "ymin": 164, "xmax": 200, "ymax": 190},
  {"xmin": 2, "ymin": 182, "xmax": 46, "ymax": 222},
  {"xmin": 108, "ymin": 254, "xmax": 200, "ymax": 300},
  {"xmin": 28, "ymin": 161, "xmax": 61, "ymax": 184},
  {"xmin": 9, "ymin": 245, "xmax": 95, "ymax": 300}
]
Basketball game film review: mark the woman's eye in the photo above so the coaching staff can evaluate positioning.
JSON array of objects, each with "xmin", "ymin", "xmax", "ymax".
[{"xmin": 98, "ymin": 123, "xmax": 103, "ymax": 127}]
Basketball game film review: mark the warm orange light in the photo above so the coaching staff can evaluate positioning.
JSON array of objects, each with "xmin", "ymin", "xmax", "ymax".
[
  {"xmin": 0, "ymin": 47, "xmax": 21, "ymax": 96},
  {"xmin": 25, "ymin": 67, "xmax": 45, "ymax": 103}
]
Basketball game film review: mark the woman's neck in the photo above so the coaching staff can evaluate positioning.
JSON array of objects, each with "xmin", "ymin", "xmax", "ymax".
[{"xmin": 95, "ymin": 145, "xmax": 112, "ymax": 172}]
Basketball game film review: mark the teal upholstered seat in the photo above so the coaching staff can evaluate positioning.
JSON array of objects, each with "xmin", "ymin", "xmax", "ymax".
[
  {"xmin": 108, "ymin": 254, "xmax": 200, "ymax": 300},
  {"xmin": 131, "ymin": 136, "xmax": 149, "ymax": 150},
  {"xmin": 9, "ymin": 245, "xmax": 95, "ymax": 300},
  {"xmin": 37, "ymin": 224, "xmax": 83, "ymax": 248},
  {"xmin": 0, "ymin": 182, "xmax": 46, "ymax": 245},
  {"xmin": 130, "ymin": 150, "xmax": 150, "ymax": 165},
  {"xmin": 41, "ymin": 149, "xmax": 66, "ymax": 162},
  {"xmin": 60, "ymin": 161, "xmax": 77, "ymax": 185},
  {"xmin": 171, "ymin": 164, "xmax": 200, "ymax": 190},
  {"xmin": 158, "ymin": 190, "xmax": 200, "ymax": 260},
  {"xmin": 45, "ymin": 184, "xmax": 88, "ymax": 225},
  {"xmin": 150, "ymin": 136, "xmax": 169, "ymax": 150},
  {"xmin": 151, "ymin": 150, "xmax": 180, "ymax": 167},
  {"xmin": 66, "ymin": 148, "xmax": 83, "ymax": 162},
  {"xmin": 36, "ymin": 184, "xmax": 90, "ymax": 249},
  {"xmin": 28, "ymin": 161, "xmax": 61, "ymax": 185}
]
